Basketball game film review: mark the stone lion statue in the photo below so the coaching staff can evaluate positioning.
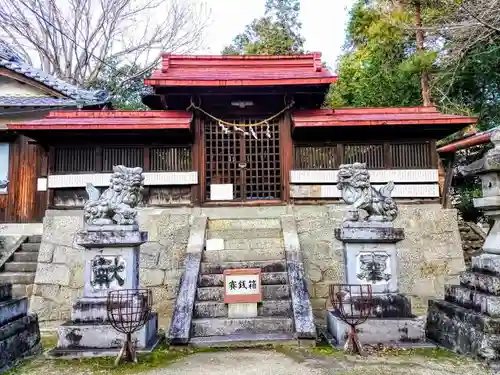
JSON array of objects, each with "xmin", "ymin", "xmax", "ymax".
[
  {"xmin": 83, "ymin": 165, "xmax": 144, "ymax": 226},
  {"xmin": 337, "ymin": 162, "xmax": 398, "ymax": 222}
]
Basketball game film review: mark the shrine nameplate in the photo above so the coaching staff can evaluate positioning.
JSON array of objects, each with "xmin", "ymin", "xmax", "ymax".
[{"xmin": 223, "ymin": 268, "xmax": 262, "ymax": 304}]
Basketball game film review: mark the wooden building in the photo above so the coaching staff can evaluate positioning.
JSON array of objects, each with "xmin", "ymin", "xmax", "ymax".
[
  {"xmin": 0, "ymin": 40, "xmax": 109, "ymax": 223},
  {"xmin": 8, "ymin": 53, "xmax": 478, "ymax": 212}
]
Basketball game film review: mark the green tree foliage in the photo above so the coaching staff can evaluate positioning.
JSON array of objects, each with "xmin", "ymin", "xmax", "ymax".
[
  {"xmin": 221, "ymin": 0, "xmax": 304, "ymax": 55},
  {"xmin": 326, "ymin": 0, "xmax": 436, "ymax": 107},
  {"xmin": 87, "ymin": 59, "xmax": 152, "ymax": 110}
]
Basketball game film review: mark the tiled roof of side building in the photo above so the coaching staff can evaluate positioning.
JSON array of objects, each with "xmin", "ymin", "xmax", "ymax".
[{"xmin": 0, "ymin": 40, "xmax": 110, "ymax": 104}]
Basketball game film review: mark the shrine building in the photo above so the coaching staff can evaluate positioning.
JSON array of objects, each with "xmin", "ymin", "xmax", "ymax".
[{"xmin": 3, "ymin": 53, "xmax": 479, "ymax": 331}]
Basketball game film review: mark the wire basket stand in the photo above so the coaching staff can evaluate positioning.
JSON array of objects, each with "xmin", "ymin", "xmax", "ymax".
[
  {"xmin": 329, "ymin": 284, "xmax": 373, "ymax": 355},
  {"xmin": 107, "ymin": 289, "xmax": 152, "ymax": 365}
]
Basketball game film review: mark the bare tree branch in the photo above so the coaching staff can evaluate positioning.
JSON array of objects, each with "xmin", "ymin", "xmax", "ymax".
[{"xmin": 0, "ymin": 0, "xmax": 210, "ymax": 86}]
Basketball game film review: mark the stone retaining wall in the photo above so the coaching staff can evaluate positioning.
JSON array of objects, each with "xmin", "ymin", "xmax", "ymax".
[{"xmin": 30, "ymin": 204, "xmax": 464, "ymax": 325}]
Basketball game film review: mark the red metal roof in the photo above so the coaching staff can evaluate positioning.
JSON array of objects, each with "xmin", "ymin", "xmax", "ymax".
[
  {"xmin": 144, "ymin": 53, "xmax": 337, "ymax": 87},
  {"xmin": 8, "ymin": 110, "xmax": 193, "ymax": 130},
  {"xmin": 292, "ymin": 107, "xmax": 478, "ymax": 128}
]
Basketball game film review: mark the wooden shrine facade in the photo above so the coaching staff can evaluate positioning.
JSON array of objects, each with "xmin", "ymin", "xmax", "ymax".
[{"xmin": 7, "ymin": 53, "xmax": 478, "ymax": 215}]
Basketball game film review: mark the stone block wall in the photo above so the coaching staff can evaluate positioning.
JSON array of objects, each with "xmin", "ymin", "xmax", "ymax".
[
  {"xmin": 29, "ymin": 204, "xmax": 464, "ymax": 326},
  {"xmin": 293, "ymin": 204, "xmax": 465, "ymax": 319},
  {"xmin": 30, "ymin": 208, "xmax": 192, "ymax": 324}
]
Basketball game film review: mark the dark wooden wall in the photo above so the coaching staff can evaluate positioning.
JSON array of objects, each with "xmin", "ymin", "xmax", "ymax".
[{"xmin": 0, "ymin": 135, "xmax": 47, "ymax": 223}]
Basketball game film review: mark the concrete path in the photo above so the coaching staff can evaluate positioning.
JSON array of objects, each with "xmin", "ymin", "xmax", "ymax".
[
  {"xmin": 140, "ymin": 350, "xmax": 491, "ymax": 375},
  {"xmin": 9, "ymin": 348, "xmax": 493, "ymax": 375}
]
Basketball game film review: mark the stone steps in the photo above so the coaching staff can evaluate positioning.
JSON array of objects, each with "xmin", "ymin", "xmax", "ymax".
[
  {"xmin": 426, "ymin": 298, "xmax": 500, "ymax": 359},
  {"xmin": 0, "ymin": 272, "xmax": 35, "ymax": 285},
  {"xmin": 445, "ymin": 284, "xmax": 500, "ymax": 317},
  {"xmin": 3, "ymin": 262, "xmax": 37, "ymax": 273},
  {"xmin": 207, "ymin": 219, "xmax": 281, "ymax": 231},
  {"xmin": 202, "ymin": 249, "xmax": 285, "ymax": 262},
  {"xmin": 0, "ymin": 236, "xmax": 41, "ymax": 298},
  {"xmin": 201, "ymin": 260, "xmax": 286, "ymax": 274},
  {"xmin": 188, "ymin": 333, "xmax": 296, "ymax": 348},
  {"xmin": 19, "ymin": 243, "xmax": 40, "ymax": 252},
  {"xmin": 191, "ymin": 317, "xmax": 294, "ymax": 336},
  {"xmin": 199, "ymin": 271, "xmax": 288, "ymax": 287},
  {"xmin": 197, "ymin": 284, "xmax": 290, "ymax": 302},
  {"xmin": 194, "ymin": 300, "xmax": 293, "ymax": 319},
  {"xmin": 12, "ymin": 252, "xmax": 38, "ymax": 263},
  {"xmin": 25, "ymin": 235, "xmax": 42, "ymax": 243},
  {"xmin": 207, "ymin": 228, "xmax": 282, "ymax": 240},
  {"xmin": 188, "ymin": 217, "xmax": 299, "ymax": 346},
  {"xmin": 460, "ymin": 270, "xmax": 500, "ymax": 295}
]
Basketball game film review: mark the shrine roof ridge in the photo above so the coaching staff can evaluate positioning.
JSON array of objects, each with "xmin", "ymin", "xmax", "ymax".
[{"xmin": 145, "ymin": 52, "xmax": 337, "ymax": 87}]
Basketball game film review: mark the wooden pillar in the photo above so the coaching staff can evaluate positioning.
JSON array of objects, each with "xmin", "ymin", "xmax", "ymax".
[
  {"xmin": 193, "ymin": 115, "xmax": 205, "ymax": 205},
  {"xmin": 280, "ymin": 111, "xmax": 293, "ymax": 203}
]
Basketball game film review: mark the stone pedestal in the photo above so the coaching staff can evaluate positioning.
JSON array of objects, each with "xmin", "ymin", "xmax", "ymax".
[
  {"xmin": 0, "ymin": 283, "xmax": 42, "ymax": 372},
  {"xmin": 49, "ymin": 225, "xmax": 160, "ymax": 358},
  {"xmin": 327, "ymin": 221, "xmax": 426, "ymax": 346}
]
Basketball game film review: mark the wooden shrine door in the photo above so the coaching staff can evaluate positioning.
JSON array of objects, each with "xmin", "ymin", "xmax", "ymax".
[{"xmin": 203, "ymin": 118, "xmax": 281, "ymax": 202}]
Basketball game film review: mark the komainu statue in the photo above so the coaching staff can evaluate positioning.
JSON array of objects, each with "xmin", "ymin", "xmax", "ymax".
[
  {"xmin": 337, "ymin": 162, "xmax": 398, "ymax": 222},
  {"xmin": 83, "ymin": 165, "xmax": 144, "ymax": 226}
]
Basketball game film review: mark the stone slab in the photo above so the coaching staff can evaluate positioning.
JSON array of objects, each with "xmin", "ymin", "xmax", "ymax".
[
  {"xmin": 193, "ymin": 300, "xmax": 292, "ymax": 319},
  {"xmin": 0, "ymin": 314, "xmax": 41, "ymax": 372},
  {"xmin": 201, "ymin": 260, "xmax": 286, "ymax": 275},
  {"xmin": 344, "ymin": 242, "xmax": 399, "ymax": 294},
  {"xmin": 326, "ymin": 310, "xmax": 425, "ymax": 346},
  {"xmin": 198, "ymin": 272, "xmax": 288, "ymax": 287},
  {"xmin": 0, "ymin": 284, "xmax": 12, "ymax": 303},
  {"xmin": 334, "ymin": 226, "xmax": 404, "ymax": 243},
  {"xmin": 56, "ymin": 312, "xmax": 158, "ymax": 349},
  {"xmin": 0, "ymin": 313, "xmax": 40, "ymax": 343},
  {"xmin": 82, "ymin": 246, "xmax": 139, "ymax": 299},
  {"xmin": 338, "ymin": 293, "xmax": 413, "ymax": 318},
  {"xmin": 0, "ymin": 297, "xmax": 28, "ymax": 326},
  {"xmin": 187, "ymin": 217, "xmax": 207, "ymax": 254},
  {"xmin": 197, "ymin": 284, "xmax": 289, "ymax": 302},
  {"xmin": 47, "ymin": 337, "xmax": 161, "ymax": 358},
  {"xmin": 472, "ymin": 253, "xmax": 500, "ymax": 275},
  {"xmin": 76, "ymin": 230, "xmax": 148, "ymax": 248},
  {"xmin": 281, "ymin": 215, "xmax": 301, "ymax": 253},
  {"xmin": 86, "ymin": 225, "xmax": 139, "ymax": 232},
  {"xmin": 71, "ymin": 297, "xmax": 109, "ymax": 323},
  {"xmin": 191, "ymin": 316, "xmax": 293, "ymax": 337},
  {"xmin": 426, "ymin": 299, "xmax": 500, "ymax": 360},
  {"xmin": 207, "ymin": 229, "xmax": 282, "ymax": 240},
  {"xmin": 460, "ymin": 271, "xmax": 500, "ymax": 296},
  {"xmin": 167, "ymin": 252, "xmax": 202, "ymax": 345},
  {"xmin": 228, "ymin": 303, "xmax": 258, "ymax": 318},
  {"xmin": 188, "ymin": 333, "xmax": 298, "ymax": 348},
  {"xmin": 445, "ymin": 284, "xmax": 500, "ymax": 317},
  {"xmin": 286, "ymin": 251, "xmax": 316, "ymax": 339},
  {"xmin": 202, "ymin": 248, "xmax": 285, "ymax": 262}
]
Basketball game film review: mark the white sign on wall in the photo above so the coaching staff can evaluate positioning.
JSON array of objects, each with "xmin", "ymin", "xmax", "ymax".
[{"xmin": 210, "ymin": 184, "xmax": 233, "ymax": 201}]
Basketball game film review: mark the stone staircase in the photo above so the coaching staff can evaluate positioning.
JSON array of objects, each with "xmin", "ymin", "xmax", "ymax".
[
  {"xmin": 426, "ymin": 253, "xmax": 500, "ymax": 360},
  {"xmin": 0, "ymin": 236, "xmax": 41, "ymax": 297},
  {"xmin": 189, "ymin": 218, "xmax": 298, "ymax": 347}
]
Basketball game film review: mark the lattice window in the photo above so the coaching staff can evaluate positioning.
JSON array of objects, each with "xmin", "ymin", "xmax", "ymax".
[
  {"xmin": 54, "ymin": 147, "xmax": 95, "ymax": 173},
  {"xmin": 150, "ymin": 147, "xmax": 192, "ymax": 171},
  {"xmin": 293, "ymin": 145, "xmax": 337, "ymax": 169},
  {"xmin": 344, "ymin": 144, "xmax": 385, "ymax": 169},
  {"xmin": 102, "ymin": 147, "xmax": 144, "ymax": 172},
  {"xmin": 391, "ymin": 143, "xmax": 431, "ymax": 169}
]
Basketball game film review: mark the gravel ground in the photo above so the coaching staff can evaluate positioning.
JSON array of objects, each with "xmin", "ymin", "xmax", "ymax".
[{"xmin": 8, "ymin": 347, "xmax": 494, "ymax": 375}]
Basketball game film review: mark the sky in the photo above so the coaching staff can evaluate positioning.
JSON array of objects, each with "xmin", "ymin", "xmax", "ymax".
[{"xmin": 197, "ymin": 0, "xmax": 356, "ymax": 70}]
